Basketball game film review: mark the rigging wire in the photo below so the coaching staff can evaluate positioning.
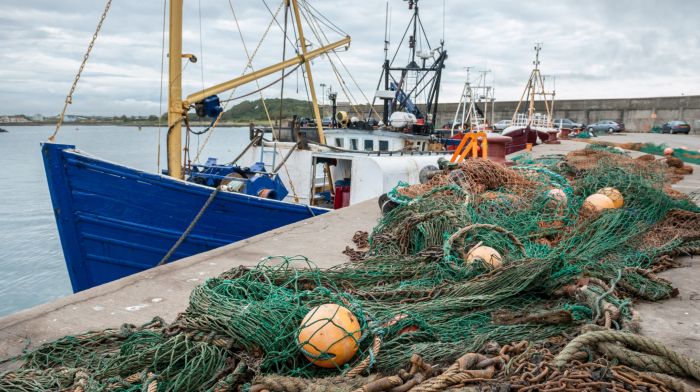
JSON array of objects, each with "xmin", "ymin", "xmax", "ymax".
[
  {"xmin": 218, "ymin": 65, "xmax": 301, "ymax": 104},
  {"xmin": 298, "ymin": 0, "xmax": 347, "ymax": 37},
  {"xmin": 157, "ymin": 0, "xmax": 167, "ymax": 173},
  {"xmin": 189, "ymin": 0, "xmax": 283, "ymax": 163},
  {"xmin": 262, "ymin": 0, "xmax": 298, "ymax": 52},
  {"xmin": 277, "ymin": 1, "xmax": 290, "ymax": 129},
  {"xmin": 228, "ymin": 0, "xmax": 277, "ymax": 131},
  {"xmin": 299, "ymin": 1, "xmax": 382, "ymax": 120}
]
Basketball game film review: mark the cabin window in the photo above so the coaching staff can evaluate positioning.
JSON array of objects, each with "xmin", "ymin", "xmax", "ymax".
[
  {"xmin": 350, "ymin": 138, "xmax": 358, "ymax": 150},
  {"xmin": 379, "ymin": 140, "xmax": 389, "ymax": 151},
  {"xmin": 364, "ymin": 139, "xmax": 374, "ymax": 151},
  {"xmin": 335, "ymin": 138, "xmax": 344, "ymax": 148}
]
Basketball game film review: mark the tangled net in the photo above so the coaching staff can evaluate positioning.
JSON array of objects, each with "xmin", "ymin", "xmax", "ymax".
[{"xmin": 2, "ymin": 146, "xmax": 699, "ymax": 391}]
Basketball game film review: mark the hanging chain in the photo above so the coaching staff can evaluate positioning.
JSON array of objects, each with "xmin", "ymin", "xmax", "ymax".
[{"xmin": 49, "ymin": 0, "xmax": 112, "ymax": 142}]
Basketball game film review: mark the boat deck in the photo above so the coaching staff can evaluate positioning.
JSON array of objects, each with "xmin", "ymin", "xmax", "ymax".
[{"xmin": 1, "ymin": 137, "xmax": 698, "ymax": 367}]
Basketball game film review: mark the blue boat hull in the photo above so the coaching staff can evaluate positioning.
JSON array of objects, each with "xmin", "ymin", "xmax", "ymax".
[{"xmin": 42, "ymin": 143, "xmax": 326, "ymax": 292}]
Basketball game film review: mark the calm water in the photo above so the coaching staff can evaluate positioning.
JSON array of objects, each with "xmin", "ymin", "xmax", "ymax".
[{"xmin": 0, "ymin": 125, "xmax": 249, "ymax": 316}]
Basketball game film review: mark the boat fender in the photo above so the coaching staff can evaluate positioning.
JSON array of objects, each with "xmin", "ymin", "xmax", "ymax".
[
  {"xmin": 419, "ymin": 165, "xmax": 439, "ymax": 184},
  {"xmin": 378, "ymin": 193, "xmax": 398, "ymax": 215},
  {"xmin": 336, "ymin": 111, "xmax": 349, "ymax": 125}
]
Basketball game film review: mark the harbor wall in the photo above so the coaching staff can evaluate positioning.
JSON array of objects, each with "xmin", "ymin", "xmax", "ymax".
[{"xmin": 336, "ymin": 95, "xmax": 700, "ymax": 133}]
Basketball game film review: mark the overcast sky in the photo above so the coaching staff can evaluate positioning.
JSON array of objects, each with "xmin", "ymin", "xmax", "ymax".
[{"xmin": 1, "ymin": 0, "xmax": 699, "ymax": 116}]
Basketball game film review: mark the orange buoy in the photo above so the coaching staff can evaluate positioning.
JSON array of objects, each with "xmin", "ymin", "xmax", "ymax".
[
  {"xmin": 596, "ymin": 187, "xmax": 624, "ymax": 208},
  {"xmin": 547, "ymin": 188, "xmax": 567, "ymax": 205},
  {"xmin": 466, "ymin": 246, "xmax": 502, "ymax": 269},
  {"xmin": 582, "ymin": 193, "xmax": 615, "ymax": 213},
  {"xmin": 663, "ymin": 147, "xmax": 674, "ymax": 156},
  {"xmin": 298, "ymin": 304, "xmax": 361, "ymax": 368}
]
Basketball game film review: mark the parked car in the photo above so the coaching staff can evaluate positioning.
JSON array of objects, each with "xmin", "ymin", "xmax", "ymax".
[
  {"xmin": 493, "ymin": 119, "xmax": 511, "ymax": 131},
  {"xmin": 661, "ymin": 120, "xmax": 691, "ymax": 134},
  {"xmin": 552, "ymin": 118, "xmax": 584, "ymax": 130},
  {"xmin": 586, "ymin": 120, "xmax": 624, "ymax": 134},
  {"xmin": 322, "ymin": 116, "xmax": 333, "ymax": 127}
]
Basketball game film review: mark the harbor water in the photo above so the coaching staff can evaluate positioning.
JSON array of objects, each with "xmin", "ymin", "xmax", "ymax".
[{"xmin": 0, "ymin": 125, "xmax": 249, "ymax": 316}]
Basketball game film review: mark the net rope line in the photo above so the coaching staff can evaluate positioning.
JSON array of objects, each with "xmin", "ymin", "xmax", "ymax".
[{"xmin": 48, "ymin": 0, "xmax": 112, "ymax": 142}]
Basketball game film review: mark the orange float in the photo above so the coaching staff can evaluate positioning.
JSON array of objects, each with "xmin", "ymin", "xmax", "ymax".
[
  {"xmin": 466, "ymin": 246, "xmax": 503, "ymax": 269},
  {"xmin": 596, "ymin": 187, "xmax": 624, "ymax": 208},
  {"xmin": 582, "ymin": 193, "xmax": 615, "ymax": 213},
  {"xmin": 298, "ymin": 304, "xmax": 361, "ymax": 368},
  {"xmin": 547, "ymin": 188, "xmax": 567, "ymax": 205}
]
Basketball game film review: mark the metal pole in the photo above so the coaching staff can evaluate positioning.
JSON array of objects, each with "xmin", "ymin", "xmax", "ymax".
[{"xmin": 167, "ymin": 0, "xmax": 184, "ymax": 179}]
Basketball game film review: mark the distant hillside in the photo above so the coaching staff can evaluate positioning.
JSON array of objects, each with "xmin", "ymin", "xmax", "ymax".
[{"xmin": 220, "ymin": 98, "xmax": 314, "ymax": 122}]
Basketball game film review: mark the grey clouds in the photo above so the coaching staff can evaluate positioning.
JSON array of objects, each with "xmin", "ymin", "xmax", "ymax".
[{"xmin": 0, "ymin": 0, "xmax": 698, "ymax": 116}]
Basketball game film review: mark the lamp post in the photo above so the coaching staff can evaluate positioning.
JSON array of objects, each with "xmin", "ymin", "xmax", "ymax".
[{"xmin": 320, "ymin": 83, "xmax": 327, "ymax": 117}]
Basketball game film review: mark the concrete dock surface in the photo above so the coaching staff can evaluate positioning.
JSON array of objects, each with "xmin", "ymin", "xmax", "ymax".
[{"xmin": 0, "ymin": 136, "xmax": 698, "ymax": 366}]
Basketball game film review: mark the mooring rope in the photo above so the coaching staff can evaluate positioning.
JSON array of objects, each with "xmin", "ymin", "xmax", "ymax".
[
  {"xmin": 49, "ymin": 0, "xmax": 112, "ymax": 142},
  {"xmin": 156, "ymin": 186, "xmax": 220, "ymax": 267}
]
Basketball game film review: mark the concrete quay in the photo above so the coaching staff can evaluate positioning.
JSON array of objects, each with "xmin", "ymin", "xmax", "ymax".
[{"xmin": 0, "ymin": 136, "xmax": 698, "ymax": 367}]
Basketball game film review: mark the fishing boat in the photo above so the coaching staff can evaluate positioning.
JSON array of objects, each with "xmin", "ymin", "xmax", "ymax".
[
  {"xmin": 262, "ymin": 0, "xmax": 447, "ymax": 145},
  {"xmin": 444, "ymin": 68, "xmax": 496, "ymax": 136},
  {"xmin": 502, "ymin": 43, "xmax": 557, "ymax": 153},
  {"xmin": 43, "ymin": 0, "xmax": 449, "ymax": 292}
]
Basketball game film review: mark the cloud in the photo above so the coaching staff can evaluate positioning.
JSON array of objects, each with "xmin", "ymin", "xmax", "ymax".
[{"xmin": 0, "ymin": 0, "xmax": 698, "ymax": 116}]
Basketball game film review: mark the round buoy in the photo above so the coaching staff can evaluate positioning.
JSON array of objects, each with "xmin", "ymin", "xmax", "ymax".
[
  {"xmin": 298, "ymin": 304, "xmax": 361, "ymax": 368},
  {"xmin": 663, "ymin": 147, "xmax": 674, "ymax": 156},
  {"xmin": 582, "ymin": 193, "xmax": 615, "ymax": 213},
  {"xmin": 547, "ymin": 188, "xmax": 567, "ymax": 204},
  {"xmin": 466, "ymin": 246, "xmax": 502, "ymax": 269},
  {"xmin": 596, "ymin": 187, "xmax": 624, "ymax": 208}
]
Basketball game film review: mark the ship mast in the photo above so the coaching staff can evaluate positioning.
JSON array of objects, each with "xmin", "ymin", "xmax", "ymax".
[{"xmin": 167, "ymin": 0, "xmax": 184, "ymax": 179}]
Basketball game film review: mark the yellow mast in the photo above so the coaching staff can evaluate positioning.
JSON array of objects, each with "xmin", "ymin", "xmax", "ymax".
[
  {"xmin": 290, "ymin": 0, "xmax": 326, "ymax": 144},
  {"xmin": 167, "ymin": 0, "xmax": 184, "ymax": 179}
]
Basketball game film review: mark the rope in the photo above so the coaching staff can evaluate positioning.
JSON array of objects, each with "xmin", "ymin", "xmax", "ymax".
[
  {"xmin": 156, "ymin": 187, "xmax": 220, "ymax": 266},
  {"xmin": 346, "ymin": 337, "xmax": 381, "ymax": 378},
  {"xmin": 249, "ymin": 375, "xmax": 372, "ymax": 392},
  {"xmin": 553, "ymin": 330, "xmax": 700, "ymax": 382},
  {"xmin": 410, "ymin": 353, "xmax": 495, "ymax": 392},
  {"xmin": 49, "ymin": 0, "xmax": 112, "ymax": 142}
]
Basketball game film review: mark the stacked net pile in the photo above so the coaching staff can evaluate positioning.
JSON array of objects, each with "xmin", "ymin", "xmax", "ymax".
[{"xmin": 2, "ymin": 146, "xmax": 699, "ymax": 391}]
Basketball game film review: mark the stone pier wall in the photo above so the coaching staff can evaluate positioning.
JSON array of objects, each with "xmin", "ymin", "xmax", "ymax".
[{"xmin": 335, "ymin": 95, "xmax": 700, "ymax": 133}]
